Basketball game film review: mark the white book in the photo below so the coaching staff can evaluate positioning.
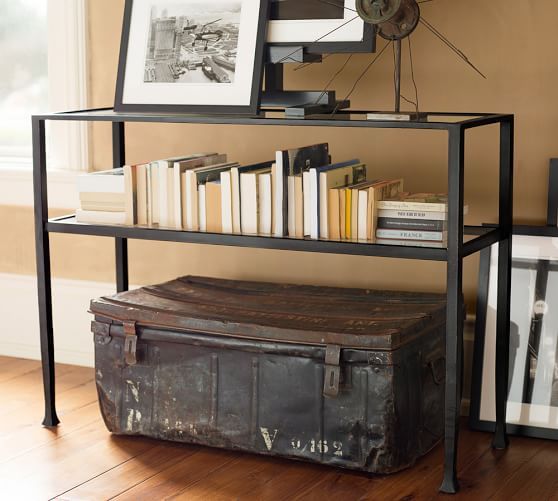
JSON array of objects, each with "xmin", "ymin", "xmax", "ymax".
[
  {"xmin": 273, "ymin": 150, "xmax": 284, "ymax": 237},
  {"xmin": 76, "ymin": 209, "xmax": 126, "ymax": 225},
  {"xmin": 241, "ymin": 170, "xmax": 270, "ymax": 235},
  {"xmin": 221, "ymin": 170, "xmax": 233, "ymax": 234},
  {"xmin": 287, "ymin": 176, "xmax": 296, "ymax": 237},
  {"xmin": 231, "ymin": 167, "xmax": 242, "ymax": 234},
  {"xmin": 150, "ymin": 162, "xmax": 160, "ymax": 225},
  {"xmin": 198, "ymin": 184, "xmax": 207, "ymax": 232},
  {"xmin": 173, "ymin": 162, "xmax": 183, "ymax": 230},
  {"xmin": 303, "ymin": 171, "xmax": 311, "ymax": 236},
  {"xmin": 136, "ymin": 164, "xmax": 148, "ymax": 226},
  {"xmin": 259, "ymin": 172, "xmax": 272, "ymax": 235},
  {"xmin": 309, "ymin": 172, "xmax": 320, "ymax": 240},
  {"xmin": 77, "ymin": 168, "xmax": 124, "ymax": 194},
  {"xmin": 158, "ymin": 160, "xmax": 170, "ymax": 228},
  {"xmin": 358, "ymin": 190, "xmax": 369, "ymax": 241},
  {"xmin": 240, "ymin": 172, "xmax": 258, "ymax": 235},
  {"xmin": 146, "ymin": 163, "xmax": 153, "ymax": 226}
]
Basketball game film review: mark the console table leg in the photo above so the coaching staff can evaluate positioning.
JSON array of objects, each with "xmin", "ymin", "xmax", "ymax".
[
  {"xmin": 33, "ymin": 118, "xmax": 60, "ymax": 427},
  {"xmin": 493, "ymin": 118, "xmax": 514, "ymax": 449},
  {"xmin": 440, "ymin": 127, "xmax": 465, "ymax": 494},
  {"xmin": 113, "ymin": 122, "xmax": 129, "ymax": 292}
]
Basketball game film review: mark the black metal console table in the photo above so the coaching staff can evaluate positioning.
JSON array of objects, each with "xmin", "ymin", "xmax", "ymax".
[{"xmin": 32, "ymin": 109, "xmax": 514, "ymax": 494}]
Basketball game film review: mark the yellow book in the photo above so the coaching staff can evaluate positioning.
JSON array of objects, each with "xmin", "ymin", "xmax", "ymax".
[{"xmin": 328, "ymin": 188, "xmax": 341, "ymax": 241}]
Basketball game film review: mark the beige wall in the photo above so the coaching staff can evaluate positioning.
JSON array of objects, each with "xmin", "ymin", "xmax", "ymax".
[{"xmin": 3, "ymin": 0, "xmax": 557, "ymax": 310}]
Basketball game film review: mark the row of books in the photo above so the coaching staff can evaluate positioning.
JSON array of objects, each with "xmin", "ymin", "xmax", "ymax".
[{"xmin": 75, "ymin": 144, "xmax": 459, "ymax": 244}]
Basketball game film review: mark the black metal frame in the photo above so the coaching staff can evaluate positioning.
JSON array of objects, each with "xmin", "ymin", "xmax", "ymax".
[
  {"xmin": 32, "ymin": 108, "xmax": 514, "ymax": 495},
  {"xmin": 114, "ymin": 0, "xmax": 270, "ymax": 115}
]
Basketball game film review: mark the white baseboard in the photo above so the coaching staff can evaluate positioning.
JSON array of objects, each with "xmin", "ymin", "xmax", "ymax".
[{"xmin": 0, "ymin": 274, "xmax": 141, "ymax": 367}]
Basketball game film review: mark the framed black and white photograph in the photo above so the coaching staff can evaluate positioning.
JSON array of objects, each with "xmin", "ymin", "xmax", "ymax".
[
  {"xmin": 115, "ymin": 0, "xmax": 269, "ymax": 114},
  {"xmin": 470, "ymin": 233, "xmax": 558, "ymax": 440},
  {"xmin": 267, "ymin": 0, "xmax": 375, "ymax": 53}
]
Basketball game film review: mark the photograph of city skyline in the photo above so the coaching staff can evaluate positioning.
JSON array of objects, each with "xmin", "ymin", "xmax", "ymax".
[{"xmin": 144, "ymin": 3, "xmax": 240, "ymax": 84}]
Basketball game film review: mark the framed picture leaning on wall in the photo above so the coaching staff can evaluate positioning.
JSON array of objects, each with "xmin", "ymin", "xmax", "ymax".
[
  {"xmin": 115, "ymin": 0, "xmax": 269, "ymax": 114},
  {"xmin": 470, "ymin": 232, "xmax": 558, "ymax": 440}
]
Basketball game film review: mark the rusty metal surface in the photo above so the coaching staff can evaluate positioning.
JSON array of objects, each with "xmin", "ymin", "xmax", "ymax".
[{"xmin": 92, "ymin": 277, "xmax": 446, "ymax": 474}]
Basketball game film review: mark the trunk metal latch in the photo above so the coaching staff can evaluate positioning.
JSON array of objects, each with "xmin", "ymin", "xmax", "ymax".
[
  {"xmin": 323, "ymin": 345, "xmax": 341, "ymax": 398},
  {"xmin": 123, "ymin": 321, "xmax": 138, "ymax": 366}
]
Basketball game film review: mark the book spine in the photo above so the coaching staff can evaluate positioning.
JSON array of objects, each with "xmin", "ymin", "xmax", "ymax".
[
  {"xmin": 376, "ymin": 229, "xmax": 447, "ymax": 241},
  {"xmin": 377, "ymin": 209, "xmax": 447, "ymax": 220},
  {"xmin": 377, "ymin": 201, "xmax": 448, "ymax": 212},
  {"xmin": 377, "ymin": 218, "xmax": 446, "ymax": 231}
]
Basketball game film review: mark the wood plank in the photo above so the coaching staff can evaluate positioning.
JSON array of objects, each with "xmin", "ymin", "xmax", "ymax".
[
  {"xmin": 487, "ymin": 439, "xmax": 558, "ymax": 500},
  {"xmin": 0, "ymin": 357, "xmax": 41, "ymax": 382},
  {"xmin": 0, "ymin": 417, "xmax": 154, "ymax": 499},
  {"xmin": 55, "ymin": 442, "xmax": 197, "ymax": 501},
  {"xmin": 112, "ymin": 447, "xmax": 237, "ymax": 500},
  {"xmin": 447, "ymin": 434, "xmax": 549, "ymax": 500}
]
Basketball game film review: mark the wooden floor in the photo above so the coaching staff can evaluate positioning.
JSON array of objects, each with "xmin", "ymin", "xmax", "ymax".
[{"xmin": 2, "ymin": 356, "xmax": 558, "ymax": 500}]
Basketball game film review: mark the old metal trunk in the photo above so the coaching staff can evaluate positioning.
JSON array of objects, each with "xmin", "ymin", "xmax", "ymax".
[{"xmin": 90, "ymin": 276, "xmax": 446, "ymax": 474}]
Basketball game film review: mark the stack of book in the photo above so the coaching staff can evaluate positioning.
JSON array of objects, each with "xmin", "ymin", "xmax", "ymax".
[
  {"xmin": 375, "ymin": 194, "xmax": 453, "ymax": 247},
  {"xmin": 76, "ymin": 167, "xmax": 135, "ymax": 225}
]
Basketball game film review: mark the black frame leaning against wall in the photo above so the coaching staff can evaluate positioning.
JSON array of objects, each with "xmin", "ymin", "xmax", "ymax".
[{"xmin": 470, "ymin": 159, "xmax": 558, "ymax": 440}]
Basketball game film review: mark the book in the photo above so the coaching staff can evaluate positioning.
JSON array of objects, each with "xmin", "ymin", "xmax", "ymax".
[
  {"xmin": 303, "ymin": 171, "xmax": 311, "ymax": 236},
  {"xmin": 308, "ymin": 160, "xmax": 366, "ymax": 240},
  {"xmin": 377, "ymin": 209, "xmax": 448, "ymax": 220},
  {"xmin": 345, "ymin": 186, "xmax": 352, "ymax": 240},
  {"xmin": 179, "ymin": 154, "xmax": 227, "ymax": 231},
  {"xmin": 259, "ymin": 172, "xmax": 273, "ymax": 235},
  {"xmin": 294, "ymin": 175, "xmax": 304, "ymax": 239},
  {"xmin": 157, "ymin": 156, "xmax": 195, "ymax": 228},
  {"xmin": 150, "ymin": 162, "xmax": 160, "ymax": 225},
  {"xmin": 273, "ymin": 143, "xmax": 330, "ymax": 237},
  {"xmin": 76, "ymin": 209, "xmax": 126, "ymax": 225},
  {"xmin": 287, "ymin": 173, "xmax": 304, "ymax": 238},
  {"xmin": 199, "ymin": 184, "xmax": 207, "ymax": 231},
  {"xmin": 377, "ymin": 193, "xmax": 449, "ymax": 212},
  {"xmin": 377, "ymin": 217, "xmax": 447, "ymax": 232},
  {"xmin": 220, "ymin": 170, "xmax": 233, "ymax": 234},
  {"xmin": 339, "ymin": 189, "xmax": 347, "ymax": 240},
  {"xmin": 205, "ymin": 181, "xmax": 222, "ymax": 233},
  {"xmin": 80, "ymin": 202, "xmax": 124, "ymax": 212},
  {"xmin": 173, "ymin": 153, "xmax": 221, "ymax": 230},
  {"xmin": 136, "ymin": 164, "xmax": 148, "ymax": 226},
  {"xmin": 123, "ymin": 165, "xmax": 137, "ymax": 226},
  {"xmin": 77, "ymin": 168, "xmax": 124, "ymax": 193},
  {"xmin": 328, "ymin": 187, "xmax": 342, "ymax": 240},
  {"xmin": 231, "ymin": 160, "xmax": 275, "ymax": 234},
  {"xmin": 357, "ymin": 179, "xmax": 404, "ymax": 241},
  {"xmin": 287, "ymin": 175, "xmax": 296, "ymax": 237},
  {"xmin": 241, "ymin": 167, "xmax": 272, "ymax": 235},
  {"xmin": 376, "ymin": 238, "xmax": 446, "ymax": 248},
  {"xmin": 376, "ymin": 229, "xmax": 448, "ymax": 242},
  {"xmin": 79, "ymin": 192, "xmax": 126, "ymax": 204},
  {"xmin": 183, "ymin": 162, "xmax": 238, "ymax": 231}
]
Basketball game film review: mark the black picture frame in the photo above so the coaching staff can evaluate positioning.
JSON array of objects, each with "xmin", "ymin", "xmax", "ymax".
[
  {"xmin": 267, "ymin": 0, "xmax": 375, "ymax": 54},
  {"xmin": 470, "ymin": 159, "xmax": 558, "ymax": 440},
  {"xmin": 114, "ymin": 0, "xmax": 270, "ymax": 115}
]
